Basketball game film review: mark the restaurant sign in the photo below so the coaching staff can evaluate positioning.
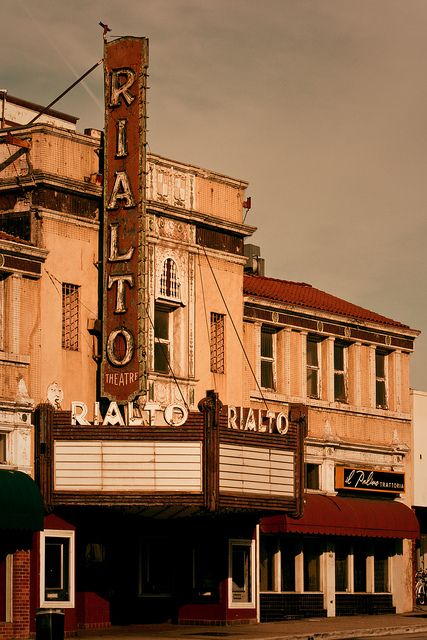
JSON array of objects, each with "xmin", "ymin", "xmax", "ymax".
[
  {"xmin": 101, "ymin": 36, "xmax": 149, "ymax": 403},
  {"xmin": 336, "ymin": 466, "xmax": 405, "ymax": 494}
]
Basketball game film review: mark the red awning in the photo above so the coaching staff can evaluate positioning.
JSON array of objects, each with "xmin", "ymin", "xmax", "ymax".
[{"xmin": 260, "ymin": 494, "xmax": 419, "ymax": 539}]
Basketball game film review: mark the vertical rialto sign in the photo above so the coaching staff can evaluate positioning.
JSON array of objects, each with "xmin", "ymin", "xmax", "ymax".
[{"xmin": 101, "ymin": 37, "xmax": 149, "ymax": 402}]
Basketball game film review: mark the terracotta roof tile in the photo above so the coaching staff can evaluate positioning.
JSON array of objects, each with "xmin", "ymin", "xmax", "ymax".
[{"xmin": 243, "ymin": 274, "xmax": 409, "ymax": 329}]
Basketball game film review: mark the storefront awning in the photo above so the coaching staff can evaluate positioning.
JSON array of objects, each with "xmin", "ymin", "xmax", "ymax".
[
  {"xmin": 260, "ymin": 494, "xmax": 419, "ymax": 539},
  {"xmin": 0, "ymin": 469, "xmax": 44, "ymax": 531}
]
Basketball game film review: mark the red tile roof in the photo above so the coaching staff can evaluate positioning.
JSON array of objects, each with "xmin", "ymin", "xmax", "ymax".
[{"xmin": 243, "ymin": 274, "xmax": 409, "ymax": 329}]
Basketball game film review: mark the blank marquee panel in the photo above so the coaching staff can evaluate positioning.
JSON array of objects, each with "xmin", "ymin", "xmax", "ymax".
[{"xmin": 54, "ymin": 441, "xmax": 202, "ymax": 492}]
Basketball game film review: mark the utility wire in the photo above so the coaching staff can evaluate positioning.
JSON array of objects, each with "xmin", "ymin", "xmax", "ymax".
[
  {"xmin": 197, "ymin": 251, "xmax": 218, "ymax": 392},
  {"xmin": 200, "ymin": 244, "xmax": 270, "ymax": 412}
]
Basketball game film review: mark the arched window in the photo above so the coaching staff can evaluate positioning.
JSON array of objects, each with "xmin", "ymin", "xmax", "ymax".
[{"xmin": 160, "ymin": 258, "xmax": 180, "ymax": 300}]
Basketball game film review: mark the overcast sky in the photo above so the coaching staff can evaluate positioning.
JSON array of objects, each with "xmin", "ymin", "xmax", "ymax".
[{"xmin": 3, "ymin": 0, "xmax": 427, "ymax": 389}]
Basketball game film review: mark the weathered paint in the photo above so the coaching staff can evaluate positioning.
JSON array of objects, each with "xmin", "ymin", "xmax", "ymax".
[{"xmin": 101, "ymin": 37, "xmax": 149, "ymax": 402}]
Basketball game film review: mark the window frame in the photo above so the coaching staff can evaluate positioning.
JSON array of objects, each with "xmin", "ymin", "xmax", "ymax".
[
  {"xmin": 153, "ymin": 304, "xmax": 172, "ymax": 374},
  {"xmin": 39, "ymin": 529, "xmax": 75, "ymax": 608},
  {"xmin": 375, "ymin": 349, "xmax": 388, "ymax": 409},
  {"xmin": 210, "ymin": 312, "xmax": 225, "ymax": 374},
  {"xmin": 304, "ymin": 462, "xmax": 321, "ymax": 490},
  {"xmin": 307, "ymin": 336, "xmax": 321, "ymax": 399},
  {"xmin": 228, "ymin": 539, "xmax": 255, "ymax": 608},
  {"xmin": 62, "ymin": 283, "xmax": 80, "ymax": 351},
  {"xmin": 333, "ymin": 341, "xmax": 348, "ymax": 403},
  {"xmin": 260, "ymin": 326, "xmax": 276, "ymax": 390},
  {"xmin": 159, "ymin": 258, "xmax": 181, "ymax": 301},
  {"xmin": 0, "ymin": 275, "xmax": 5, "ymax": 352}
]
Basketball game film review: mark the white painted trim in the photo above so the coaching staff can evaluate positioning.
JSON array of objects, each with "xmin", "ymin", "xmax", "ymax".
[
  {"xmin": 228, "ymin": 539, "xmax": 256, "ymax": 609},
  {"xmin": 39, "ymin": 529, "xmax": 75, "ymax": 608}
]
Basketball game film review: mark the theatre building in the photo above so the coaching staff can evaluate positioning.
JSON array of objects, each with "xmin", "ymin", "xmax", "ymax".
[
  {"xmin": 0, "ymin": 36, "xmax": 420, "ymax": 634},
  {"xmin": 242, "ymin": 273, "xmax": 419, "ymax": 619},
  {"xmin": 29, "ymin": 37, "xmax": 308, "ymax": 631}
]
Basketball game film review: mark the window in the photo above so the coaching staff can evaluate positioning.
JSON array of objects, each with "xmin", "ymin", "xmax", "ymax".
[
  {"xmin": 307, "ymin": 336, "xmax": 320, "ymax": 398},
  {"xmin": 280, "ymin": 539, "xmax": 298, "ymax": 592},
  {"xmin": 160, "ymin": 258, "xmax": 180, "ymax": 299},
  {"xmin": 0, "ymin": 276, "xmax": 5, "ymax": 351},
  {"xmin": 374, "ymin": 544, "xmax": 390, "ymax": 592},
  {"xmin": 191, "ymin": 542, "xmax": 220, "ymax": 600},
  {"xmin": 303, "ymin": 539, "xmax": 322, "ymax": 591},
  {"xmin": 139, "ymin": 538, "xmax": 174, "ymax": 596},
  {"xmin": 229, "ymin": 540, "xmax": 255, "ymax": 607},
  {"xmin": 154, "ymin": 305, "xmax": 170, "ymax": 373},
  {"xmin": 353, "ymin": 543, "xmax": 367, "ymax": 592},
  {"xmin": 62, "ymin": 283, "xmax": 79, "ymax": 351},
  {"xmin": 261, "ymin": 327, "xmax": 275, "ymax": 390},
  {"xmin": 375, "ymin": 350, "xmax": 388, "ymax": 409},
  {"xmin": 0, "ymin": 433, "xmax": 6, "ymax": 463},
  {"xmin": 210, "ymin": 313, "xmax": 225, "ymax": 374},
  {"xmin": 260, "ymin": 537, "xmax": 277, "ymax": 591},
  {"xmin": 305, "ymin": 463, "xmax": 320, "ymax": 490},
  {"xmin": 40, "ymin": 530, "xmax": 74, "ymax": 607},
  {"xmin": 334, "ymin": 342, "xmax": 347, "ymax": 402},
  {"xmin": 335, "ymin": 543, "xmax": 349, "ymax": 592}
]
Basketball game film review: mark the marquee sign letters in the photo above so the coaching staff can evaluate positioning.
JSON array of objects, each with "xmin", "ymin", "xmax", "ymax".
[{"xmin": 101, "ymin": 37, "xmax": 149, "ymax": 402}]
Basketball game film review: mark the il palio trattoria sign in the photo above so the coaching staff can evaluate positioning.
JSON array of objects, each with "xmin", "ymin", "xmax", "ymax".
[
  {"xmin": 336, "ymin": 466, "xmax": 405, "ymax": 494},
  {"xmin": 101, "ymin": 36, "xmax": 149, "ymax": 402}
]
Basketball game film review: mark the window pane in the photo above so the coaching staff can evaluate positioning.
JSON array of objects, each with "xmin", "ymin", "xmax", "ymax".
[
  {"xmin": 210, "ymin": 313, "xmax": 225, "ymax": 374},
  {"xmin": 281, "ymin": 539, "xmax": 297, "ymax": 592},
  {"xmin": 335, "ymin": 544, "xmax": 348, "ymax": 592},
  {"xmin": 334, "ymin": 372, "xmax": 346, "ymax": 401},
  {"xmin": 154, "ymin": 309, "xmax": 169, "ymax": 340},
  {"xmin": 307, "ymin": 369, "xmax": 319, "ymax": 398},
  {"xmin": 261, "ymin": 360, "xmax": 273, "ymax": 389},
  {"xmin": 261, "ymin": 330, "xmax": 273, "ymax": 357},
  {"xmin": 376, "ymin": 352, "xmax": 385, "ymax": 377},
  {"xmin": 140, "ymin": 539, "xmax": 174, "ymax": 595},
  {"xmin": 62, "ymin": 283, "xmax": 79, "ymax": 350},
  {"xmin": 44, "ymin": 536, "xmax": 70, "ymax": 601},
  {"xmin": 305, "ymin": 463, "xmax": 320, "ymax": 490},
  {"xmin": 304, "ymin": 541, "xmax": 321, "ymax": 591},
  {"xmin": 334, "ymin": 344, "xmax": 344, "ymax": 370},
  {"xmin": 0, "ymin": 434, "xmax": 6, "ymax": 463},
  {"xmin": 307, "ymin": 340, "xmax": 319, "ymax": 366},
  {"xmin": 154, "ymin": 342, "xmax": 169, "ymax": 373},
  {"xmin": 260, "ymin": 537, "xmax": 276, "ymax": 592},
  {"xmin": 45, "ymin": 543, "xmax": 63, "ymax": 589},
  {"xmin": 231, "ymin": 545, "xmax": 251, "ymax": 603},
  {"xmin": 374, "ymin": 547, "xmax": 389, "ymax": 592},
  {"xmin": 376, "ymin": 380, "xmax": 387, "ymax": 408},
  {"xmin": 354, "ymin": 545, "xmax": 367, "ymax": 592}
]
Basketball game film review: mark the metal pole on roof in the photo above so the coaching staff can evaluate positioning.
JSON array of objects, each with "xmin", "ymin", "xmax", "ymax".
[{"xmin": 26, "ymin": 59, "xmax": 103, "ymax": 126}]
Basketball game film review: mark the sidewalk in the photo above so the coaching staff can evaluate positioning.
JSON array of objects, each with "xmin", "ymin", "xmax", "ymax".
[{"xmin": 75, "ymin": 611, "xmax": 427, "ymax": 640}]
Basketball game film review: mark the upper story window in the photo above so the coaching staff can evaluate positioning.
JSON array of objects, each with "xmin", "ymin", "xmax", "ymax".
[
  {"xmin": 305, "ymin": 462, "xmax": 320, "ymax": 490},
  {"xmin": 375, "ymin": 350, "xmax": 388, "ymax": 409},
  {"xmin": 154, "ymin": 305, "xmax": 171, "ymax": 374},
  {"xmin": 62, "ymin": 283, "xmax": 79, "ymax": 351},
  {"xmin": 160, "ymin": 258, "xmax": 180, "ymax": 300},
  {"xmin": 210, "ymin": 312, "xmax": 225, "ymax": 374},
  {"xmin": 0, "ymin": 433, "xmax": 6, "ymax": 463},
  {"xmin": 334, "ymin": 342, "xmax": 348, "ymax": 402},
  {"xmin": 260, "ymin": 327, "xmax": 275, "ymax": 390},
  {"xmin": 0, "ymin": 276, "xmax": 4, "ymax": 351},
  {"xmin": 307, "ymin": 336, "xmax": 320, "ymax": 399}
]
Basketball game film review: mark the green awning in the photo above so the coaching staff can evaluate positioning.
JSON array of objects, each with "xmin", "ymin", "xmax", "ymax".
[{"xmin": 0, "ymin": 469, "xmax": 44, "ymax": 531}]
